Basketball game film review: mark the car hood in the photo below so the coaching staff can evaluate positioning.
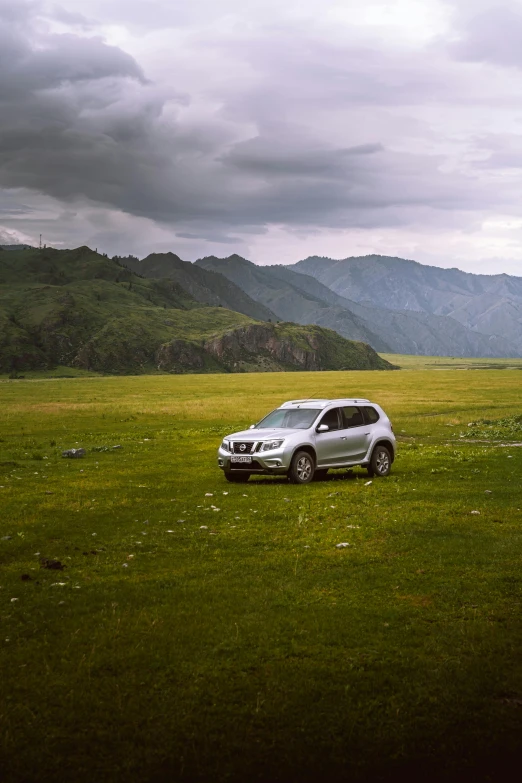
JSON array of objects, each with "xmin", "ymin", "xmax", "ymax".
[{"xmin": 226, "ymin": 428, "xmax": 303, "ymax": 440}]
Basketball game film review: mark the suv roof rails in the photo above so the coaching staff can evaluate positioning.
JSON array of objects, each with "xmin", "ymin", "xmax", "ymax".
[{"xmin": 280, "ymin": 397, "xmax": 371, "ymax": 408}]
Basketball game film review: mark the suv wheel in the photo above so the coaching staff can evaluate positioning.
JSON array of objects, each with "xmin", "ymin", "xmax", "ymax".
[
  {"xmin": 367, "ymin": 445, "xmax": 391, "ymax": 477},
  {"xmin": 224, "ymin": 471, "xmax": 250, "ymax": 483},
  {"xmin": 288, "ymin": 450, "xmax": 315, "ymax": 484}
]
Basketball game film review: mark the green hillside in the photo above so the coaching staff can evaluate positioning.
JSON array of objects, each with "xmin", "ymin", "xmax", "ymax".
[
  {"xmin": 0, "ymin": 247, "xmax": 395, "ymax": 374},
  {"xmin": 122, "ymin": 252, "xmax": 277, "ymax": 322}
]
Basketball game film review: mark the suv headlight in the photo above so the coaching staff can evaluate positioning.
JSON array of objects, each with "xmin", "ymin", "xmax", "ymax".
[
  {"xmin": 221, "ymin": 440, "xmax": 230, "ymax": 452},
  {"xmin": 261, "ymin": 439, "xmax": 284, "ymax": 451}
]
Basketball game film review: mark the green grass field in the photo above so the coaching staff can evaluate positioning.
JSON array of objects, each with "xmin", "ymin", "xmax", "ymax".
[
  {"xmin": 380, "ymin": 353, "xmax": 522, "ymax": 370},
  {"xmin": 1, "ymin": 366, "xmax": 522, "ymax": 782}
]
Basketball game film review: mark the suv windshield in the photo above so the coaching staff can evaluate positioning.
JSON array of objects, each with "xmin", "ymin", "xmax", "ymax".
[{"xmin": 257, "ymin": 408, "xmax": 321, "ymax": 429}]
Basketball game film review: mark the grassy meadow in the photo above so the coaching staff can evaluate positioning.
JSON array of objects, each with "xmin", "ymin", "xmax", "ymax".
[
  {"xmin": 380, "ymin": 354, "xmax": 522, "ymax": 371},
  {"xmin": 1, "ymin": 365, "xmax": 522, "ymax": 782}
]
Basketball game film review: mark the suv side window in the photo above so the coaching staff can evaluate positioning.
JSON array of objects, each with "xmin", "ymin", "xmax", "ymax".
[
  {"xmin": 342, "ymin": 406, "xmax": 364, "ymax": 428},
  {"xmin": 362, "ymin": 406, "xmax": 380, "ymax": 425},
  {"xmin": 318, "ymin": 407, "xmax": 342, "ymax": 431}
]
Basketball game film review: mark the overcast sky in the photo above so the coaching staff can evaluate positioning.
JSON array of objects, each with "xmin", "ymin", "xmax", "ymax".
[{"xmin": 1, "ymin": 0, "xmax": 522, "ymax": 273}]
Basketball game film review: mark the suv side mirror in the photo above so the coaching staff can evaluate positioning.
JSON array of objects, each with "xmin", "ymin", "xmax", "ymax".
[
  {"xmin": 317, "ymin": 424, "xmax": 329, "ymax": 433},
  {"xmin": 249, "ymin": 424, "xmax": 256, "ymax": 429}
]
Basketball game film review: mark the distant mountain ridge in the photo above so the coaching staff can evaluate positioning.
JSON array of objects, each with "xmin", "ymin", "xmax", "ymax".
[
  {"xmin": 197, "ymin": 254, "xmax": 519, "ymax": 358},
  {"xmin": 3, "ymin": 245, "xmax": 518, "ymax": 366},
  {"xmin": 196, "ymin": 254, "xmax": 389, "ymax": 349},
  {"xmin": 0, "ymin": 246, "xmax": 393, "ymax": 374},
  {"xmin": 291, "ymin": 255, "xmax": 522, "ymax": 354},
  {"xmin": 292, "ymin": 255, "xmax": 522, "ymax": 312},
  {"xmin": 122, "ymin": 252, "xmax": 277, "ymax": 322}
]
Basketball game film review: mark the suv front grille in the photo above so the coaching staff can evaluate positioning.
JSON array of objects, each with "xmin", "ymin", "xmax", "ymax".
[{"xmin": 232, "ymin": 442, "xmax": 255, "ymax": 454}]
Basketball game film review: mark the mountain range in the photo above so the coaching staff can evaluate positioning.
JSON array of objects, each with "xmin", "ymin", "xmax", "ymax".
[
  {"xmin": 194, "ymin": 254, "xmax": 520, "ymax": 357},
  {"xmin": 292, "ymin": 255, "xmax": 522, "ymax": 354},
  {"xmin": 3, "ymin": 245, "xmax": 521, "ymax": 371},
  {"xmin": 0, "ymin": 246, "xmax": 392, "ymax": 374},
  {"xmin": 122, "ymin": 252, "xmax": 275, "ymax": 322}
]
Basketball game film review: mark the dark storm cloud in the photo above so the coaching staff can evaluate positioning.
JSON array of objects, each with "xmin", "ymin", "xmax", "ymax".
[
  {"xmin": 222, "ymin": 143, "xmax": 385, "ymax": 177},
  {"xmin": 1, "ymin": 0, "xmax": 522, "ymax": 251},
  {"xmin": 215, "ymin": 133, "xmax": 495, "ymax": 231},
  {"xmin": 0, "ymin": 2, "xmax": 176, "ymax": 217}
]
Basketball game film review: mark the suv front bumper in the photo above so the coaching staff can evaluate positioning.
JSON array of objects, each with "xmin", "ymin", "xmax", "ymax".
[{"xmin": 217, "ymin": 443, "xmax": 291, "ymax": 474}]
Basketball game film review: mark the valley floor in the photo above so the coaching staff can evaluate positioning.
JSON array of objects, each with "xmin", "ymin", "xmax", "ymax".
[
  {"xmin": 380, "ymin": 353, "xmax": 522, "ymax": 371},
  {"xmin": 1, "ymin": 369, "xmax": 522, "ymax": 782}
]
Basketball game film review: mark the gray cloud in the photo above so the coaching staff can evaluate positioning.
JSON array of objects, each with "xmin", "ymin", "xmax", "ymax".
[
  {"xmin": 473, "ymin": 133, "xmax": 522, "ymax": 169},
  {"xmin": 222, "ymin": 143, "xmax": 385, "ymax": 177},
  {"xmin": 0, "ymin": 226, "xmax": 28, "ymax": 244},
  {"xmin": 0, "ymin": 0, "xmax": 39, "ymax": 23},
  {"xmin": 50, "ymin": 5, "xmax": 94, "ymax": 28},
  {"xmin": 1, "ymin": 0, "xmax": 522, "ymax": 263},
  {"xmin": 450, "ymin": 5, "xmax": 522, "ymax": 68}
]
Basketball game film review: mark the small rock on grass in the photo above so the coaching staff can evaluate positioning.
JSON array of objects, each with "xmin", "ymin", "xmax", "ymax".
[
  {"xmin": 62, "ymin": 448, "xmax": 86, "ymax": 459},
  {"xmin": 336, "ymin": 542, "xmax": 350, "ymax": 549},
  {"xmin": 40, "ymin": 558, "xmax": 65, "ymax": 570},
  {"xmin": 471, "ymin": 510, "xmax": 481, "ymax": 515},
  {"xmin": 364, "ymin": 481, "xmax": 372, "ymax": 486}
]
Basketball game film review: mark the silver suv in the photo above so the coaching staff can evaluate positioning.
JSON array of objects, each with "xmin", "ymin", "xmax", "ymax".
[{"xmin": 217, "ymin": 398, "xmax": 396, "ymax": 484}]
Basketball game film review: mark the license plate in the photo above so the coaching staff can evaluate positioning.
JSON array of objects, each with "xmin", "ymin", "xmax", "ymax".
[{"xmin": 231, "ymin": 456, "xmax": 252, "ymax": 464}]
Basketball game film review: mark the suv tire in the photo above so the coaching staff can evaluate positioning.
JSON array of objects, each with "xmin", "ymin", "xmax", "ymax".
[
  {"xmin": 288, "ymin": 450, "xmax": 315, "ymax": 484},
  {"xmin": 367, "ymin": 445, "xmax": 391, "ymax": 477},
  {"xmin": 224, "ymin": 471, "xmax": 250, "ymax": 483}
]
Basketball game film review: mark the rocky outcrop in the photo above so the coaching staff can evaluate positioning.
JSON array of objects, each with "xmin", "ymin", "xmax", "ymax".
[
  {"xmin": 205, "ymin": 324, "xmax": 321, "ymax": 370},
  {"xmin": 155, "ymin": 323, "xmax": 394, "ymax": 374},
  {"xmin": 155, "ymin": 339, "xmax": 209, "ymax": 372}
]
